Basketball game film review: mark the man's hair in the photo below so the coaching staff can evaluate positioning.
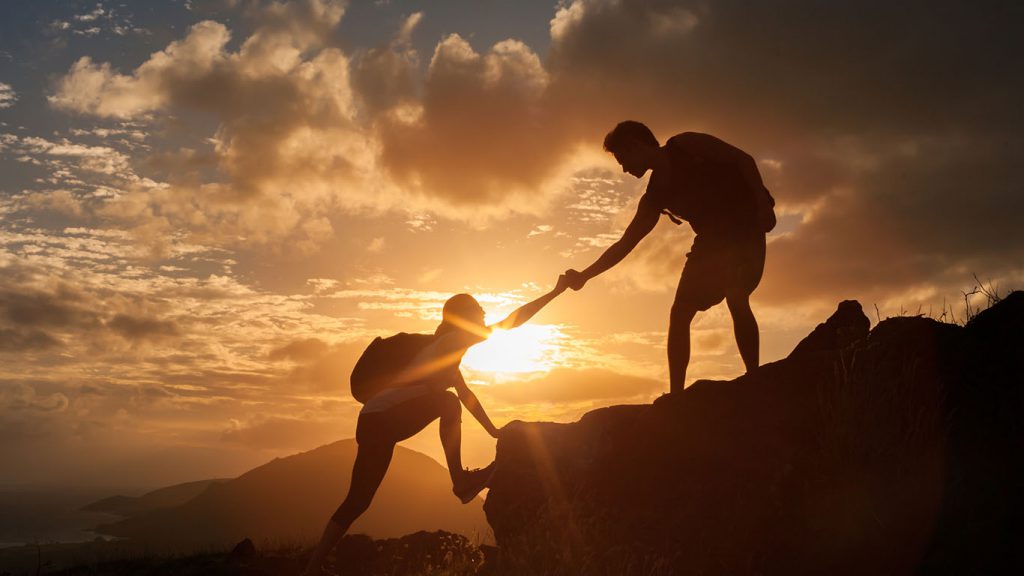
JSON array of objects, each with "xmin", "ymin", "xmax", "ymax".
[{"xmin": 603, "ymin": 120, "xmax": 658, "ymax": 154}]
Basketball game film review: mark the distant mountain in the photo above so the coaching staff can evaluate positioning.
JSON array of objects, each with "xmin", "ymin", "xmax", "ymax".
[
  {"xmin": 80, "ymin": 479, "xmax": 229, "ymax": 518},
  {"xmin": 94, "ymin": 440, "xmax": 490, "ymax": 550}
]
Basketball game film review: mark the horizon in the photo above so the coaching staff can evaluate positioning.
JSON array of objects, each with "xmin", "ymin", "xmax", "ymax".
[{"xmin": 2, "ymin": 0, "xmax": 1022, "ymax": 500}]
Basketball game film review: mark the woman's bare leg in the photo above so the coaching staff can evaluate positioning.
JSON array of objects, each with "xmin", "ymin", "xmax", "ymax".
[
  {"xmin": 437, "ymin": 390, "xmax": 465, "ymax": 485},
  {"xmin": 303, "ymin": 442, "xmax": 394, "ymax": 575}
]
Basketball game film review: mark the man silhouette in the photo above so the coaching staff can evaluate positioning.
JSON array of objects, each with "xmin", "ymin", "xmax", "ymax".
[{"xmin": 566, "ymin": 121, "xmax": 775, "ymax": 394}]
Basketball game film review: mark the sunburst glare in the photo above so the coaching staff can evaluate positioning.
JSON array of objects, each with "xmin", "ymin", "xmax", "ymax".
[{"xmin": 462, "ymin": 324, "xmax": 565, "ymax": 377}]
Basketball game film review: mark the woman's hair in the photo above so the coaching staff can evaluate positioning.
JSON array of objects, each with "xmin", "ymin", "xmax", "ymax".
[
  {"xmin": 603, "ymin": 120, "xmax": 658, "ymax": 154},
  {"xmin": 435, "ymin": 293, "xmax": 485, "ymax": 336}
]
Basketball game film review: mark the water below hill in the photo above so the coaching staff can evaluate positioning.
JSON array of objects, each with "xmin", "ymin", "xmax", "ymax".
[{"xmin": 0, "ymin": 487, "xmax": 138, "ymax": 548}]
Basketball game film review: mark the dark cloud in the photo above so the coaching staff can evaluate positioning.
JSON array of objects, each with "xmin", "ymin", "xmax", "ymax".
[
  {"xmin": 0, "ymin": 328, "xmax": 62, "ymax": 352},
  {"xmin": 107, "ymin": 313, "xmax": 180, "ymax": 342},
  {"xmin": 0, "ymin": 285, "xmax": 100, "ymax": 329},
  {"xmin": 545, "ymin": 0, "xmax": 1024, "ymax": 304},
  {"xmin": 349, "ymin": 13, "xmax": 421, "ymax": 117}
]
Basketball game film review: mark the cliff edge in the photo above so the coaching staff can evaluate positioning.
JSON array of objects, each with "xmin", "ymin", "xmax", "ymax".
[{"xmin": 485, "ymin": 292, "xmax": 1023, "ymax": 575}]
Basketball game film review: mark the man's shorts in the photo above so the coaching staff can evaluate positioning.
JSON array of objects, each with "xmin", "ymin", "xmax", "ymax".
[{"xmin": 674, "ymin": 232, "xmax": 766, "ymax": 312}]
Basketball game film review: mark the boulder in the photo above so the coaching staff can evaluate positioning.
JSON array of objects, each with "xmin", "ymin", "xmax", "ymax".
[{"xmin": 484, "ymin": 294, "xmax": 1024, "ymax": 575}]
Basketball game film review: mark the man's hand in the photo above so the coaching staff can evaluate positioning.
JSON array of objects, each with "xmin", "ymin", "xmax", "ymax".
[
  {"xmin": 564, "ymin": 269, "xmax": 588, "ymax": 291},
  {"xmin": 554, "ymin": 273, "xmax": 570, "ymax": 294}
]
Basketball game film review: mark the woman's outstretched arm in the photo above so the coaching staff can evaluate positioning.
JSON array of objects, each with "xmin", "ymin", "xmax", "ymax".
[
  {"xmin": 489, "ymin": 275, "xmax": 569, "ymax": 332},
  {"xmin": 454, "ymin": 372, "xmax": 498, "ymax": 438}
]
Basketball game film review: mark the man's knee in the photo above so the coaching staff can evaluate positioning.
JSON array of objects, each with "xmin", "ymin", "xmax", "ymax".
[
  {"xmin": 726, "ymin": 293, "xmax": 753, "ymax": 316},
  {"xmin": 670, "ymin": 301, "xmax": 698, "ymax": 328},
  {"xmin": 438, "ymin": 391, "xmax": 461, "ymax": 420}
]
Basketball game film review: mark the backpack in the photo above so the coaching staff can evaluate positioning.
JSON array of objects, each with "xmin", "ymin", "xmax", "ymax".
[
  {"xmin": 756, "ymin": 185, "xmax": 777, "ymax": 233},
  {"xmin": 350, "ymin": 332, "xmax": 437, "ymax": 403}
]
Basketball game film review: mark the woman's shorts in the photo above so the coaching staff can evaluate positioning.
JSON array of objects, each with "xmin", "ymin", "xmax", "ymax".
[{"xmin": 356, "ymin": 389, "xmax": 460, "ymax": 446}]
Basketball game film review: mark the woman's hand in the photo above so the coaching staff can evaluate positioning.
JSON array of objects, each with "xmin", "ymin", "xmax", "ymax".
[
  {"xmin": 564, "ymin": 269, "xmax": 588, "ymax": 291},
  {"xmin": 499, "ymin": 420, "xmax": 525, "ymax": 436}
]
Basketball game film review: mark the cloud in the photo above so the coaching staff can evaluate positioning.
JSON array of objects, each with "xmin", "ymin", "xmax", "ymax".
[
  {"xmin": 280, "ymin": 340, "xmax": 370, "ymax": 393},
  {"xmin": 0, "ymin": 383, "xmax": 69, "ymax": 413},
  {"xmin": 221, "ymin": 414, "xmax": 346, "ymax": 450},
  {"xmin": 107, "ymin": 313, "xmax": 181, "ymax": 343},
  {"xmin": 45, "ymin": 2, "xmax": 394, "ymax": 252},
  {"xmin": 0, "ymin": 83, "xmax": 16, "ymax": 109},
  {"xmin": 269, "ymin": 337, "xmax": 330, "ymax": 362},
  {"xmin": 540, "ymin": 0, "xmax": 1024, "ymax": 306},
  {"xmin": 49, "ymin": 21, "xmax": 230, "ymax": 118},
  {"xmin": 46, "ymin": 2, "xmax": 601, "ymax": 238},
  {"xmin": 370, "ymin": 32, "xmax": 586, "ymax": 215},
  {"xmin": 0, "ymin": 329, "xmax": 61, "ymax": 352},
  {"xmin": 18, "ymin": 135, "xmax": 134, "ymax": 176},
  {"xmin": 349, "ymin": 12, "xmax": 421, "ymax": 118}
]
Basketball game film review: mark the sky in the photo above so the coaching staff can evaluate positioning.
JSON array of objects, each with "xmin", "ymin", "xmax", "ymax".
[{"xmin": 1, "ymin": 0, "xmax": 1022, "ymax": 489}]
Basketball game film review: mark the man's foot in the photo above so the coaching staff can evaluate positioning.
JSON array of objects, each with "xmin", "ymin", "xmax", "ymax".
[{"xmin": 453, "ymin": 462, "xmax": 496, "ymax": 504}]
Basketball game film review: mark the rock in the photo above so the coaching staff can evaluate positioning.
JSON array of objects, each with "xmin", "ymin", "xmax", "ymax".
[
  {"xmin": 230, "ymin": 537, "xmax": 256, "ymax": 559},
  {"xmin": 329, "ymin": 531, "xmax": 481, "ymax": 576},
  {"xmin": 484, "ymin": 293, "xmax": 1024, "ymax": 575},
  {"xmin": 788, "ymin": 299, "xmax": 870, "ymax": 358}
]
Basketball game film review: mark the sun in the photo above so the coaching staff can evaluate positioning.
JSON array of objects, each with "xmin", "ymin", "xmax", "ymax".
[{"xmin": 461, "ymin": 324, "xmax": 563, "ymax": 376}]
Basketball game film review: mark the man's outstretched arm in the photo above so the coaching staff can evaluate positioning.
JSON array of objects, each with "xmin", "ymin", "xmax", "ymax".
[{"xmin": 567, "ymin": 204, "xmax": 659, "ymax": 290}]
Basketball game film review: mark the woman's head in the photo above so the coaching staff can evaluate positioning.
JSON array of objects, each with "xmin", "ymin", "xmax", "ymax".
[{"xmin": 437, "ymin": 293, "xmax": 487, "ymax": 336}]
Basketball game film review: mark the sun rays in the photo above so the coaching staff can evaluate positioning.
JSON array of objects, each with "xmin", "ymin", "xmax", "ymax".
[{"xmin": 462, "ymin": 324, "xmax": 566, "ymax": 377}]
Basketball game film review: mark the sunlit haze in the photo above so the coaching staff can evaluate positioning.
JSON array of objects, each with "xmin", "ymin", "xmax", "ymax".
[{"xmin": 0, "ymin": 0, "xmax": 1021, "ymax": 491}]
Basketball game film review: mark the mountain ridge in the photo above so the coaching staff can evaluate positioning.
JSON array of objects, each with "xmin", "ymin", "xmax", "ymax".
[{"xmin": 95, "ymin": 439, "xmax": 490, "ymax": 550}]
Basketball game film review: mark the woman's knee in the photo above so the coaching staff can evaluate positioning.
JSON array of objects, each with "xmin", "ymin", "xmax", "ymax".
[{"xmin": 331, "ymin": 495, "xmax": 371, "ymax": 524}]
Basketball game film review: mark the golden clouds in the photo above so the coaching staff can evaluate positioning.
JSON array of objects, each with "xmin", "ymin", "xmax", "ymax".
[
  {"xmin": 49, "ymin": 3, "xmax": 372, "ymax": 252},
  {"xmin": 0, "ymin": 82, "xmax": 16, "ymax": 109},
  {"xmin": 49, "ymin": 21, "xmax": 231, "ymax": 117},
  {"xmin": 372, "ymin": 32, "xmax": 579, "ymax": 217}
]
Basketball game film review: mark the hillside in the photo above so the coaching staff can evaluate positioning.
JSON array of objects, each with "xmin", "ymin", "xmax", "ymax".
[
  {"xmin": 95, "ymin": 440, "xmax": 490, "ymax": 550},
  {"xmin": 485, "ymin": 292, "xmax": 1024, "ymax": 575},
  {"xmin": 81, "ymin": 479, "xmax": 230, "ymax": 518}
]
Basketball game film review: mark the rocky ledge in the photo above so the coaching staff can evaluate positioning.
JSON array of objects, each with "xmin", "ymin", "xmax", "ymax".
[{"xmin": 485, "ymin": 292, "xmax": 1023, "ymax": 575}]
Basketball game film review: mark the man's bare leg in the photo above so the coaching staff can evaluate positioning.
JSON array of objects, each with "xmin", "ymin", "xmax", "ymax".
[
  {"xmin": 726, "ymin": 293, "xmax": 759, "ymax": 373},
  {"xmin": 667, "ymin": 304, "xmax": 697, "ymax": 394}
]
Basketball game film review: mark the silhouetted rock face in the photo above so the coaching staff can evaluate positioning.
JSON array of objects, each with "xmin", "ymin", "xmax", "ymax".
[
  {"xmin": 229, "ymin": 537, "xmax": 255, "ymax": 558},
  {"xmin": 788, "ymin": 299, "xmax": 871, "ymax": 359},
  {"xmin": 485, "ymin": 293, "xmax": 1024, "ymax": 575}
]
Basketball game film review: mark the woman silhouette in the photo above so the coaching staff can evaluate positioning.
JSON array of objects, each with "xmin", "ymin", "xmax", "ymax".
[{"xmin": 304, "ymin": 275, "xmax": 569, "ymax": 575}]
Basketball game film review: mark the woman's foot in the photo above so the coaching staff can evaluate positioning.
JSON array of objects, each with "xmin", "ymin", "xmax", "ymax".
[{"xmin": 453, "ymin": 462, "xmax": 496, "ymax": 503}]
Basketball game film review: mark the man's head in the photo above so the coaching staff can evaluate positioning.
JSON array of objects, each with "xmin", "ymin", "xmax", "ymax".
[{"xmin": 603, "ymin": 120, "xmax": 659, "ymax": 178}]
